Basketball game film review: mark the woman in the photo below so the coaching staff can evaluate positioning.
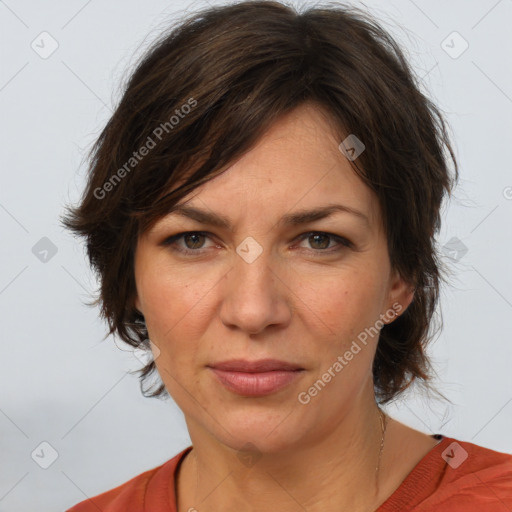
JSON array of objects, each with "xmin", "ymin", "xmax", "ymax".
[{"xmin": 63, "ymin": 1, "xmax": 512, "ymax": 511}]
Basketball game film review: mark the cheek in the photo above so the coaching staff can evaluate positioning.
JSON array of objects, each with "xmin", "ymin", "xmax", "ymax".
[
  {"xmin": 139, "ymin": 270, "xmax": 217, "ymax": 415},
  {"xmin": 296, "ymin": 265, "xmax": 385, "ymax": 340},
  {"xmin": 139, "ymin": 266, "xmax": 222, "ymax": 364},
  {"xmin": 140, "ymin": 263, "xmax": 203, "ymax": 322},
  {"xmin": 299, "ymin": 271, "xmax": 382, "ymax": 397}
]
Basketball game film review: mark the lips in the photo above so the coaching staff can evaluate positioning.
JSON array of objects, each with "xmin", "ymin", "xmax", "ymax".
[
  {"xmin": 207, "ymin": 359, "xmax": 305, "ymax": 396},
  {"xmin": 208, "ymin": 359, "xmax": 304, "ymax": 373}
]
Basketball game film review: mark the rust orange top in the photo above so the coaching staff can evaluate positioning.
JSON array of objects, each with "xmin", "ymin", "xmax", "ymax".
[{"xmin": 66, "ymin": 435, "xmax": 512, "ymax": 511}]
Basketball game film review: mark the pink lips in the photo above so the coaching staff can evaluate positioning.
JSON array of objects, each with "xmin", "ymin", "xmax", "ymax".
[{"xmin": 207, "ymin": 359, "xmax": 305, "ymax": 397}]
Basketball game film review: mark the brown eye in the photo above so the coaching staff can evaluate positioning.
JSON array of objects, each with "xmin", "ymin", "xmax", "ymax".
[
  {"xmin": 183, "ymin": 233, "xmax": 206, "ymax": 249},
  {"xmin": 308, "ymin": 233, "xmax": 331, "ymax": 250},
  {"xmin": 296, "ymin": 231, "xmax": 352, "ymax": 253},
  {"xmin": 161, "ymin": 231, "xmax": 216, "ymax": 255}
]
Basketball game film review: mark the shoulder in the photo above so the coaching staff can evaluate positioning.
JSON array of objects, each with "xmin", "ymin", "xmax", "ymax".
[
  {"xmin": 416, "ymin": 437, "xmax": 512, "ymax": 511},
  {"xmin": 65, "ymin": 446, "xmax": 192, "ymax": 512}
]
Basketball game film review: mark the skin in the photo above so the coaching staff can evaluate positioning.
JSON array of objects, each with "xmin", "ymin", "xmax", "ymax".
[{"xmin": 134, "ymin": 102, "xmax": 441, "ymax": 512}]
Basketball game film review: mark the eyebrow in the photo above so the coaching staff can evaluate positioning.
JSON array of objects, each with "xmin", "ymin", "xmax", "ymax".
[{"xmin": 165, "ymin": 203, "xmax": 370, "ymax": 230}]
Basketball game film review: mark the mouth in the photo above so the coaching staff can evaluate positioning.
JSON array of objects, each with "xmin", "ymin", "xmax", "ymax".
[{"xmin": 207, "ymin": 359, "xmax": 305, "ymax": 397}]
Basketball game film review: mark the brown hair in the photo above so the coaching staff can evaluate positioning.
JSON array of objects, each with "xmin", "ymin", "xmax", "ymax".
[{"xmin": 62, "ymin": 0, "xmax": 458, "ymax": 404}]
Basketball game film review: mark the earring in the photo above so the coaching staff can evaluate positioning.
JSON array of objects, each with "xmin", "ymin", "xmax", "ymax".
[{"xmin": 386, "ymin": 310, "xmax": 399, "ymax": 324}]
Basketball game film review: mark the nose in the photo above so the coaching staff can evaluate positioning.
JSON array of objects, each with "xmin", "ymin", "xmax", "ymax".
[{"xmin": 219, "ymin": 247, "xmax": 292, "ymax": 335}]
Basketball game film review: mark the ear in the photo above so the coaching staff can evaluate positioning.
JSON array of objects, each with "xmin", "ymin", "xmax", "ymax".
[{"xmin": 384, "ymin": 269, "xmax": 415, "ymax": 320}]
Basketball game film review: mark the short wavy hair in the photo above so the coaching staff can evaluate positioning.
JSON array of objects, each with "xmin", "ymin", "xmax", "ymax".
[{"xmin": 62, "ymin": 0, "xmax": 458, "ymax": 405}]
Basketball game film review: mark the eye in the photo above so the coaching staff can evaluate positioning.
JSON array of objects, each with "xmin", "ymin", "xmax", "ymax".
[
  {"xmin": 295, "ymin": 231, "xmax": 353, "ymax": 253},
  {"xmin": 161, "ymin": 230, "xmax": 353, "ymax": 257},
  {"xmin": 161, "ymin": 231, "xmax": 218, "ymax": 255}
]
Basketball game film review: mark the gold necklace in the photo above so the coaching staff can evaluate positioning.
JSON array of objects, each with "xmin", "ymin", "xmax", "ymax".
[{"xmin": 376, "ymin": 408, "xmax": 388, "ymax": 474}]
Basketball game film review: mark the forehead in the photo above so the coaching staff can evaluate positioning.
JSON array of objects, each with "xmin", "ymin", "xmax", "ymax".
[
  {"xmin": 148, "ymin": 102, "xmax": 382, "ymax": 234},
  {"xmin": 177, "ymin": 104, "xmax": 379, "ymax": 225}
]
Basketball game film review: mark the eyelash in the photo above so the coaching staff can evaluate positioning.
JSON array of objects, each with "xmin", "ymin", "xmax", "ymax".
[{"xmin": 162, "ymin": 231, "xmax": 353, "ymax": 256}]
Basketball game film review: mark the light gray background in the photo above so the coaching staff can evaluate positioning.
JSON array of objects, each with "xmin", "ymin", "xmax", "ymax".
[{"xmin": 0, "ymin": 0, "xmax": 511, "ymax": 510}]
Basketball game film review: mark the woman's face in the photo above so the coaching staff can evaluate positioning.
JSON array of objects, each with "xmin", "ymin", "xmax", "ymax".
[{"xmin": 134, "ymin": 102, "xmax": 413, "ymax": 453}]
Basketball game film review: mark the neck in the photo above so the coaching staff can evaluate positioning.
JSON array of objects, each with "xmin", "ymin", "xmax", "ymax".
[{"xmin": 177, "ymin": 395, "xmax": 390, "ymax": 512}]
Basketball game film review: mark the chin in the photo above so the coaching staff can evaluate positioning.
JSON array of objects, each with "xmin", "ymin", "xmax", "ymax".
[{"xmin": 208, "ymin": 409, "xmax": 308, "ymax": 455}]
